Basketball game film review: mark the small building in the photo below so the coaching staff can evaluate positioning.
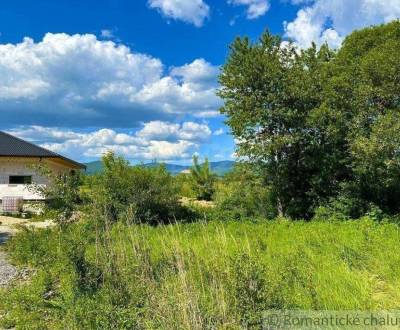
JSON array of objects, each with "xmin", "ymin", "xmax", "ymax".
[{"xmin": 0, "ymin": 131, "xmax": 85, "ymax": 205}]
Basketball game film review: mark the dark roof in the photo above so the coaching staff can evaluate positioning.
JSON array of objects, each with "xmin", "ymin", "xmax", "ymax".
[{"xmin": 0, "ymin": 131, "xmax": 86, "ymax": 169}]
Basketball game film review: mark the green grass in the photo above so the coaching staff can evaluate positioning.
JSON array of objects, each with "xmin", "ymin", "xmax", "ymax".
[{"xmin": 1, "ymin": 217, "xmax": 400, "ymax": 329}]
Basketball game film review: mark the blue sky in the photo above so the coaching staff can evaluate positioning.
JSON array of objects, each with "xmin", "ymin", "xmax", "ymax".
[{"xmin": 0, "ymin": 0, "xmax": 399, "ymax": 164}]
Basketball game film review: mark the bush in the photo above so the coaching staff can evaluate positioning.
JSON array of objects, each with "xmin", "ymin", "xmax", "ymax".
[
  {"xmin": 174, "ymin": 173, "xmax": 196, "ymax": 198},
  {"xmin": 86, "ymin": 152, "xmax": 181, "ymax": 225},
  {"xmin": 214, "ymin": 163, "xmax": 276, "ymax": 220},
  {"xmin": 29, "ymin": 166, "xmax": 83, "ymax": 225},
  {"xmin": 189, "ymin": 156, "xmax": 216, "ymax": 201},
  {"xmin": 312, "ymin": 182, "xmax": 389, "ymax": 221}
]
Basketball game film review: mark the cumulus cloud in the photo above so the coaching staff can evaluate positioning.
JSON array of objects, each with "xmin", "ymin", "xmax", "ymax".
[
  {"xmin": 7, "ymin": 126, "xmax": 82, "ymax": 143},
  {"xmin": 170, "ymin": 58, "xmax": 219, "ymax": 86},
  {"xmin": 0, "ymin": 33, "xmax": 221, "ymax": 127},
  {"xmin": 228, "ymin": 0, "xmax": 270, "ymax": 19},
  {"xmin": 148, "ymin": 0, "xmax": 209, "ymax": 27},
  {"xmin": 285, "ymin": 0, "xmax": 400, "ymax": 48},
  {"xmin": 7, "ymin": 121, "xmax": 212, "ymax": 161},
  {"xmin": 137, "ymin": 121, "xmax": 211, "ymax": 142}
]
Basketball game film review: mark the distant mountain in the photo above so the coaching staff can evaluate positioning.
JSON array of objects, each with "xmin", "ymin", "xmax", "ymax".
[
  {"xmin": 143, "ymin": 162, "xmax": 188, "ymax": 175},
  {"xmin": 145, "ymin": 161, "xmax": 235, "ymax": 176},
  {"xmin": 84, "ymin": 161, "xmax": 104, "ymax": 175},
  {"xmin": 209, "ymin": 161, "xmax": 236, "ymax": 176},
  {"xmin": 83, "ymin": 160, "xmax": 235, "ymax": 176}
]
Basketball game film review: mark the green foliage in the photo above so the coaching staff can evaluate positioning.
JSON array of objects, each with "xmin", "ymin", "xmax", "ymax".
[
  {"xmin": 29, "ymin": 166, "xmax": 83, "ymax": 224},
  {"xmin": 218, "ymin": 21, "xmax": 400, "ymax": 219},
  {"xmin": 228, "ymin": 253, "xmax": 270, "ymax": 325},
  {"xmin": 189, "ymin": 155, "xmax": 216, "ymax": 201},
  {"xmin": 218, "ymin": 32, "xmax": 336, "ymax": 219},
  {"xmin": 3, "ymin": 21, "xmax": 400, "ymax": 329},
  {"xmin": 214, "ymin": 163, "xmax": 276, "ymax": 219},
  {"xmin": 174, "ymin": 173, "xmax": 197, "ymax": 198},
  {"xmin": 86, "ymin": 152, "xmax": 181, "ymax": 225},
  {"xmin": 351, "ymin": 111, "xmax": 400, "ymax": 214},
  {"xmin": 2, "ymin": 218, "xmax": 400, "ymax": 328}
]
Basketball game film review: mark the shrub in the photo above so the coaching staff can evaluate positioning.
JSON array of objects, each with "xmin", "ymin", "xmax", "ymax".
[
  {"xmin": 87, "ymin": 152, "xmax": 181, "ymax": 225},
  {"xmin": 29, "ymin": 166, "xmax": 83, "ymax": 225},
  {"xmin": 174, "ymin": 173, "xmax": 196, "ymax": 198},
  {"xmin": 189, "ymin": 156, "xmax": 216, "ymax": 201},
  {"xmin": 214, "ymin": 163, "xmax": 276, "ymax": 219}
]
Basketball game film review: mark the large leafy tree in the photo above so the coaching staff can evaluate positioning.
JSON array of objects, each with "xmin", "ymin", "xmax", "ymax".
[
  {"xmin": 218, "ymin": 21, "xmax": 400, "ymax": 219},
  {"xmin": 336, "ymin": 22, "xmax": 400, "ymax": 214},
  {"xmin": 218, "ymin": 32, "xmax": 340, "ymax": 218}
]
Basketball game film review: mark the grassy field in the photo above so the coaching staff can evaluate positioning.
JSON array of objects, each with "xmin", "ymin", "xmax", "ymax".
[{"xmin": 1, "ymin": 217, "xmax": 400, "ymax": 329}]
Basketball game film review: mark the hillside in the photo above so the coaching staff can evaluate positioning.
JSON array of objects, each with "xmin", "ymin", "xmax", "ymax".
[{"xmin": 84, "ymin": 160, "xmax": 235, "ymax": 176}]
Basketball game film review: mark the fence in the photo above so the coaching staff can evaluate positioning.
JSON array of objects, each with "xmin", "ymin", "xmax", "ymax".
[{"xmin": 1, "ymin": 196, "xmax": 24, "ymax": 213}]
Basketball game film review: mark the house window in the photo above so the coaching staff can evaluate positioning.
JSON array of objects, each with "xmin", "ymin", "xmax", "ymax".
[{"xmin": 9, "ymin": 175, "xmax": 32, "ymax": 184}]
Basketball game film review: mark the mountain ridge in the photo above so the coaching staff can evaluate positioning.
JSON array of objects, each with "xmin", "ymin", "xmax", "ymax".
[{"xmin": 83, "ymin": 160, "xmax": 235, "ymax": 176}]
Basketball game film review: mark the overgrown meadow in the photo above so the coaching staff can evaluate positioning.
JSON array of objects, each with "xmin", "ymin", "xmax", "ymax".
[
  {"xmin": 1, "ymin": 21, "xmax": 400, "ymax": 329},
  {"xmin": 2, "ymin": 217, "xmax": 400, "ymax": 329}
]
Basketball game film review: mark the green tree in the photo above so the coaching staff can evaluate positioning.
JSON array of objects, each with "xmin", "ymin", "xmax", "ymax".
[
  {"xmin": 330, "ymin": 21, "xmax": 400, "ymax": 215},
  {"xmin": 87, "ymin": 152, "xmax": 132, "ymax": 223},
  {"xmin": 218, "ymin": 31, "xmax": 339, "ymax": 218},
  {"xmin": 30, "ymin": 166, "xmax": 83, "ymax": 225},
  {"xmin": 214, "ymin": 163, "xmax": 276, "ymax": 219},
  {"xmin": 87, "ymin": 152, "xmax": 180, "ymax": 225},
  {"xmin": 189, "ymin": 155, "xmax": 216, "ymax": 201},
  {"xmin": 351, "ymin": 112, "xmax": 400, "ymax": 214},
  {"xmin": 218, "ymin": 21, "xmax": 400, "ymax": 219}
]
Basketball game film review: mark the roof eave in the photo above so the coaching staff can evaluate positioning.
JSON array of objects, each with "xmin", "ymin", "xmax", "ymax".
[{"xmin": 0, "ymin": 155, "xmax": 86, "ymax": 170}]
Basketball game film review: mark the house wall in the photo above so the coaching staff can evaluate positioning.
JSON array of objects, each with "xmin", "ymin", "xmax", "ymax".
[{"xmin": 0, "ymin": 157, "xmax": 73, "ymax": 200}]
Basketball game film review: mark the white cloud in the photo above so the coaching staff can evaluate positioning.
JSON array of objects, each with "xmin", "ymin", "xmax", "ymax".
[
  {"xmin": 193, "ymin": 110, "xmax": 220, "ymax": 118},
  {"xmin": 8, "ymin": 121, "xmax": 212, "ymax": 161},
  {"xmin": 228, "ymin": 0, "xmax": 270, "ymax": 19},
  {"xmin": 229, "ymin": 16, "xmax": 238, "ymax": 26},
  {"xmin": 136, "ymin": 120, "xmax": 211, "ymax": 141},
  {"xmin": 142, "ymin": 140, "xmax": 196, "ymax": 160},
  {"xmin": 7, "ymin": 125, "xmax": 82, "ymax": 143},
  {"xmin": 100, "ymin": 29, "xmax": 114, "ymax": 39},
  {"xmin": 285, "ymin": 0, "xmax": 400, "ymax": 48},
  {"xmin": 148, "ymin": 0, "xmax": 209, "ymax": 27},
  {"xmin": 0, "ymin": 33, "xmax": 221, "ymax": 127},
  {"xmin": 170, "ymin": 58, "xmax": 219, "ymax": 86},
  {"xmin": 213, "ymin": 128, "xmax": 224, "ymax": 136}
]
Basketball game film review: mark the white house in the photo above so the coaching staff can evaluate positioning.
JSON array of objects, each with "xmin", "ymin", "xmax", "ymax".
[{"xmin": 0, "ymin": 131, "xmax": 85, "ymax": 206}]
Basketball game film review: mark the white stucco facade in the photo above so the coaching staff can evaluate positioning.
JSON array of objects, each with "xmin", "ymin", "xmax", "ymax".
[{"xmin": 0, "ymin": 157, "xmax": 73, "ymax": 200}]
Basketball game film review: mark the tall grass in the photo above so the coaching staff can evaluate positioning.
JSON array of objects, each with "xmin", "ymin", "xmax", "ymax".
[{"xmin": 1, "ymin": 217, "xmax": 400, "ymax": 329}]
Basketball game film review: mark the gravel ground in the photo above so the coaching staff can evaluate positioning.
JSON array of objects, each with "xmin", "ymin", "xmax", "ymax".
[
  {"xmin": 0, "ymin": 251, "xmax": 17, "ymax": 287},
  {"xmin": 0, "ymin": 216, "xmax": 53, "ymax": 287},
  {"xmin": 0, "ymin": 217, "xmax": 17, "ymax": 287}
]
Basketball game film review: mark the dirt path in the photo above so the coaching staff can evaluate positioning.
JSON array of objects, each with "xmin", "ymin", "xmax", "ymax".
[{"xmin": 0, "ymin": 216, "xmax": 53, "ymax": 287}]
